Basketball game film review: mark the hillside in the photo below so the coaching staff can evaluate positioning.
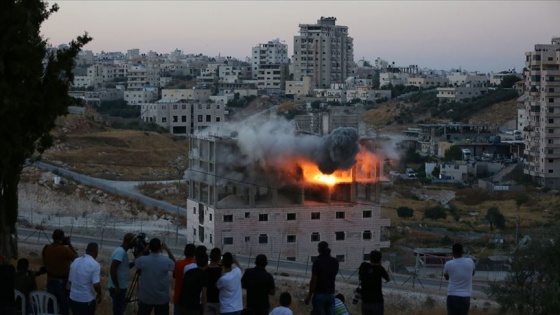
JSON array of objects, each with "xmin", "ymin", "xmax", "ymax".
[{"xmin": 43, "ymin": 115, "xmax": 188, "ymax": 180}]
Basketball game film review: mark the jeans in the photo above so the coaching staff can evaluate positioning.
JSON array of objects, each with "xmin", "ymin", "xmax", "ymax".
[
  {"xmin": 361, "ymin": 301, "xmax": 384, "ymax": 315},
  {"xmin": 447, "ymin": 295, "xmax": 470, "ymax": 315},
  {"xmin": 70, "ymin": 299, "xmax": 96, "ymax": 315},
  {"xmin": 109, "ymin": 287, "xmax": 127, "ymax": 315},
  {"xmin": 46, "ymin": 279, "xmax": 69, "ymax": 315},
  {"xmin": 137, "ymin": 301, "xmax": 169, "ymax": 315},
  {"xmin": 312, "ymin": 293, "xmax": 335, "ymax": 315}
]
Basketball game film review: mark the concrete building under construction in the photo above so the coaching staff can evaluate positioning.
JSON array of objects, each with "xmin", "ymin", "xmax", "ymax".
[{"xmin": 185, "ymin": 121, "xmax": 390, "ymax": 267}]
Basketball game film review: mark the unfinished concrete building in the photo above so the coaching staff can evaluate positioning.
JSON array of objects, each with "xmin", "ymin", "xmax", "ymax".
[{"xmin": 185, "ymin": 121, "xmax": 390, "ymax": 267}]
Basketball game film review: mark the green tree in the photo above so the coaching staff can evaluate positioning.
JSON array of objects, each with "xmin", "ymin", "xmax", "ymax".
[
  {"xmin": 486, "ymin": 206, "xmax": 505, "ymax": 230},
  {"xmin": 489, "ymin": 228, "xmax": 560, "ymax": 314},
  {"xmin": 431, "ymin": 166, "xmax": 440, "ymax": 178},
  {"xmin": 397, "ymin": 206, "xmax": 414, "ymax": 218},
  {"xmin": 424, "ymin": 206, "xmax": 447, "ymax": 220},
  {"xmin": 444, "ymin": 145, "xmax": 463, "ymax": 161},
  {"xmin": 499, "ymin": 75, "xmax": 522, "ymax": 88},
  {"xmin": 0, "ymin": 0, "xmax": 91, "ymax": 258}
]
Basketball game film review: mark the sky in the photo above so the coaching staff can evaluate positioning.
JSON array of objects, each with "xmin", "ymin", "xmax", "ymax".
[{"xmin": 42, "ymin": 1, "xmax": 560, "ymax": 73}]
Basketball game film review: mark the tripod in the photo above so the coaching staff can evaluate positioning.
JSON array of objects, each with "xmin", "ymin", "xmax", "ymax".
[
  {"xmin": 124, "ymin": 270, "xmax": 140, "ymax": 312},
  {"xmin": 401, "ymin": 270, "xmax": 424, "ymax": 288}
]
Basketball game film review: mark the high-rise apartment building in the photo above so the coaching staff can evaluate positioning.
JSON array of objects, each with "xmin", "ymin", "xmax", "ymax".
[
  {"xmin": 251, "ymin": 39, "xmax": 290, "ymax": 95},
  {"xmin": 523, "ymin": 37, "xmax": 560, "ymax": 188},
  {"xmin": 293, "ymin": 17, "xmax": 354, "ymax": 89}
]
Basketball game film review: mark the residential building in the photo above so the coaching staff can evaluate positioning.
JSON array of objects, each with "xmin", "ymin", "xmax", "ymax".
[
  {"xmin": 140, "ymin": 99, "xmax": 225, "ymax": 135},
  {"xmin": 436, "ymin": 86, "xmax": 488, "ymax": 102},
  {"xmin": 523, "ymin": 37, "xmax": 560, "ymax": 188},
  {"xmin": 251, "ymin": 39, "xmax": 289, "ymax": 79},
  {"xmin": 407, "ymin": 76, "xmax": 449, "ymax": 89},
  {"xmin": 285, "ymin": 76, "xmax": 313, "ymax": 97},
  {"xmin": 124, "ymin": 87, "xmax": 158, "ymax": 105},
  {"xmin": 185, "ymin": 133, "xmax": 390, "ymax": 268},
  {"xmin": 127, "ymin": 64, "xmax": 161, "ymax": 90},
  {"xmin": 447, "ymin": 71, "xmax": 489, "ymax": 87},
  {"xmin": 293, "ymin": 17, "xmax": 355, "ymax": 89},
  {"xmin": 161, "ymin": 88, "xmax": 211, "ymax": 102}
]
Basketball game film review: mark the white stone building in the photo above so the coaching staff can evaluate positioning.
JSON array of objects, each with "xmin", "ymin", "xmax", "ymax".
[{"xmin": 523, "ymin": 37, "xmax": 560, "ymax": 188}]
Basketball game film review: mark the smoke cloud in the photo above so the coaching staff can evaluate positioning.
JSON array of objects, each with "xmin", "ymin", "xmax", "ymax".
[{"xmin": 188, "ymin": 114, "xmax": 362, "ymax": 186}]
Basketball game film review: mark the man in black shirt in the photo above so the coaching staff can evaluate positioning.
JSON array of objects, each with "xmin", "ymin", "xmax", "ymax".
[
  {"xmin": 359, "ymin": 250, "xmax": 390, "ymax": 315},
  {"xmin": 204, "ymin": 248, "xmax": 222, "ymax": 315},
  {"xmin": 241, "ymin": 254, "xmax": 276, "ymax": 315},
  {"xmin": 304, "ymin": 241, "xmax": 339, "ymax": 315},
  {"xmin": 0, "ymin": 254, "xmax": 16, "ymax": 315},
  {"xmin": 179, "ymin": 251, "xmax": 208, "ymax": 315}
]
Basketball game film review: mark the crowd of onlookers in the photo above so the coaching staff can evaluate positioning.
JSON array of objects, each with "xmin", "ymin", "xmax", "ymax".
[{"xmin": 1, "ymin": 228, "xmax": 485, "ymax": 315}]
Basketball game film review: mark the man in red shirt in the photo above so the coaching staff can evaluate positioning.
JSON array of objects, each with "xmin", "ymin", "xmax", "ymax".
[{"xmin": 173, "ymin": 243, "xmax": 195, "ymax": 315}]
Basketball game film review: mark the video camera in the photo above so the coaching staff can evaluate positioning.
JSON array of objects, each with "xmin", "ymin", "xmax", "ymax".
[{"xmin": 132, "ymin": 233, "xmax": 149, "ymax": 257}]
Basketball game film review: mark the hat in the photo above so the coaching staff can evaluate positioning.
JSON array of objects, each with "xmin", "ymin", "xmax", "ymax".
[
  {"xmin": 52, "ymin": 229, "xmax": 65, "ymax": 240},
  {"xmin": 318, "ymin": 241, "xmax": 329, "ymax": 251},
  {"xmin": 452, "ymin": 243, "xmax": 464, "ymax": 254}
]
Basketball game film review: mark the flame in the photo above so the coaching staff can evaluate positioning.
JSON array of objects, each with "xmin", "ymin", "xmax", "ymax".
[{"xmin": 295, "ymin": 147, "xmax": 381, "ymax": 186}]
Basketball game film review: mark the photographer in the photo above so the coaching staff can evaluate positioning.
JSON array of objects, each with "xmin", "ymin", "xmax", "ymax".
[
  {"xmin": 134, "ymin": 238, "xmax": 176, "ymax": 315},
  {"xmin": 358, "ymin": 250, "xmax": 390, "ymax": 315},
  {"xmin": 42, "ymin": 229, "xmax": 77, "ymax": 315},
  {"xmin": 108, "ymin": 233, "xmax": 136, "ymax": 315}
]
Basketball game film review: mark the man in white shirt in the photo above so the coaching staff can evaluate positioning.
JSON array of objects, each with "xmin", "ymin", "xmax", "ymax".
[
  {"xmin": 443, "ymin": 243, "xmax": 476, "ymax": 315},
  {"xmin": 216, "ymin": 252, "xmax": 243, "ymax": 315},
  {"xmin": 69, "ymin": 242, "xmax": 102, "ymax": 315}
]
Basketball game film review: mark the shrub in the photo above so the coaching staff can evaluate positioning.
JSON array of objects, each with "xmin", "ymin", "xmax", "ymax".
[
  {"xmin": 424, "ymin": 206, "xmax": 447, "ymax": 220},
  {"xmin": 397, "ymin": 206, "xmax": 414, "ymax": 218}
]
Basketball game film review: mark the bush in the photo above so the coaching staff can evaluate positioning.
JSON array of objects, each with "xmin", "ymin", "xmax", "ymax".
[
  {"xmin": 424, "ymin": 206, "xmax": 447, "ymax": 220},
  {"xmin": 397, "ymin": 206, "xmax": 414, "ymax": 218}
]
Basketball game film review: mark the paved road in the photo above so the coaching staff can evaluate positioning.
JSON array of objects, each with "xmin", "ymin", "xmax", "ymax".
[{"xmin": 32, "ymin": 161, "xmax": 186, "ymax": 216}]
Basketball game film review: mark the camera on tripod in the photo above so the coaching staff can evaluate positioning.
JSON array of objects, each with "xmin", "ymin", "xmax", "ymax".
[
  {"xmin": 132, "ymin": 232, "xmax": 149, "ymax": 257},
  {"xmin": 352, "ymin": 286, "xmax": 362, "ymax": 305}
]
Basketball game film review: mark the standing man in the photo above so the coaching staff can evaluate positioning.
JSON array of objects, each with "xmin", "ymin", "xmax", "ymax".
[
  {"xmin": 359, "ymin": 250, "xmax": 390, "ymax": 315},
  {"xmin": 204, "ymin": 247, "xmax": 222, "ymax": 315},
  {"xmin": 108, "ymin": 233, "xmax": 136, "ymax": 315},
  {"xmin": 42, "ymin": 229, "xmax": 78, "ymax": 315},
  {"xmin": 0, "ymin": 254, "xmax": 16, "ymax": 315},
  {"xmin": 217, "ymin": 252, "xmax": 243, "ymax": 315},
  {"xmin": 304, "ymin": 241, "xmax": 339, "ymax": 315},
  {"xmin": 178, "ymin": 250, "xmax": 209, "ymax": 315},
  {"xmin": 68, "ymin": 242, "xmax": 102, "ymax": 315},
  {"xmin": 135, "ymin": 238, "xmax": 176, "ymax": 315},
  {"xmin": 241, "ymin": 254, "xmax": 276, "ymax": 315},
  {"xmin": 443, "ymin": 243, "xmax": 475, "ymax": 315},
  {"xmin": 173, "ymin": 243, "xmax": 195, "ymax": 315}
]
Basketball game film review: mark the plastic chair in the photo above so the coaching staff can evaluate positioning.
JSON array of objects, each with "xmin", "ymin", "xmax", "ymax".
[
  {"xmin": 14, "ymin": 289, "xmax": 25, "ymax": 315},
  {"xmin": 29, "ymin": 290, "xmax": 58, "ymax": 315}
]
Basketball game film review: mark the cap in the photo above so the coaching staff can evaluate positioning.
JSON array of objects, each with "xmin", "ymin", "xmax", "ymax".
[
  {"xmin": 52, "ymin": 229, "xmax": 65, "ymax": 240},
  {"xmin": 318, "ymin": 241, "xmax": 329, "ymax": 251}
]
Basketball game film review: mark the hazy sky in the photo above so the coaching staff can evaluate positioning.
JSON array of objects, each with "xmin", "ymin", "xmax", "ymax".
[{"xmin": 42, "ymin": 1, "xmax": 560, "ymax": 73}]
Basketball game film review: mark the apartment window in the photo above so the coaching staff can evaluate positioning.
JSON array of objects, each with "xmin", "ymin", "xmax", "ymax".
[
  {"xmin": 223, "ymin": 215, "xmax": 233, "ymax": 222},
  {"xmin": 549, "ymin": 129, "xmax": 554, "ymax": 134},
  {"xmin": 549, "ymin": 139, "xmax": 554, "ymax": 144},
  {"xmin": 335, "ymin": 231, "xmax": 345, "ymax": 241},
  {"xmin": 311, "ymin": 212, "xmax": 320, "ymax": 220},
  {"xmin": 311, "ymin": 232, "xmax": 320, "ymax": 242},
  {"xmin": 258, "ymin": 234, "xmax": 268, "ymax": 244},
  {"xmin": 336, "ymin": 255, "xmax": 345, "ymax": 262},
  {"xmin": 335, "ymin": 211, "xmax": 345, "ymax": 219},
  {"xmin": 286, "ymin": 257, "xmax": 296, "ymax": 261},
  {"xmin": 550, "ymin": 98, "xmax": 555, "ymax": 103},
  {"xmin": 198, "ymin": 115, "xmax": 202, "ymax": 122},
  {"xmin": 181, "ymin": 116, "xmax": 186, "ymax": 122},
  {"xmin": 245, "ymin": 236, "xmax": 250, "ymax": 242},
  {"xmin": 193, "ymin": 228, "xmax": 196, "ymax": 236},
  {"xmin": 550, "ymin": 88, "xmax": 555, "ymax": 93},
  {"xmin": 245, "ymin": 212, "xmax": 250, "ymax": 218},
  {"xmin": 287, "ymin": 235, "xmax": 296, "ymax": 243},
  {"xmin": 549, "ymin": 159, "xmax": 554, "ymax": 163},
  {"xmin": 287, "ymin": 213, "xmax": 296, "ymax": 220},
  {"xmin": 363, "ymin": 230, "xmax": 372, "ymax": 240},
  {"xmin": 207, "ymin": 103, "xmax": 211, "ymax": 109},
  {"xmin": 173, "ymin": 105, "xmax": 178, "ymax": 110},
  {"xmin": 549, "ymin": 170, "xmax": 554, "ymax": 173},
  {"xmin": 550, "ymin": 108, "xmax": 555, "ymax": 113},
  {"xmin": 216, "ymin": 117, "xmax": 221, "ymax": 122},
  {"xmin": 193, "ymin": 207, "xmax": 196, "ymax": 214},
  {"xmin": 363, "ymin": 211, "xmax": 372, "ymax": 218},
  {"xmin": 161, "ymin": 117, "xmax": 167, "ymax": 123},
  {"xmin": 549, "ymin": 149, "xmax": 554, "ymax": 154},
  {"xmin": 223, "ymin": 237, "xmax": 233, "ymax": 245},
  {"xmin": 259, "ymin": 214, "xmax": 268, "ymax": 221},
  {"xmin": 182, "ymin": 104, "xmax": 186, "ymax": 109},
  {"xmin": 209, "ymin": 213, "xmax": 212, "ymax": 221},
  {"xmin": 206, "ymin": 115, "xmax": 211, "ymax": 122}
]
